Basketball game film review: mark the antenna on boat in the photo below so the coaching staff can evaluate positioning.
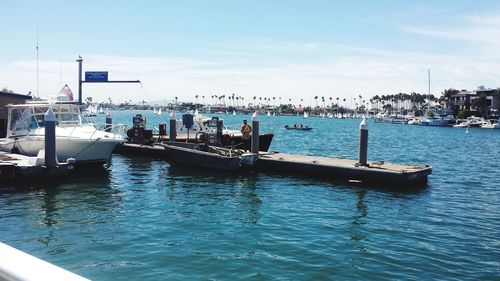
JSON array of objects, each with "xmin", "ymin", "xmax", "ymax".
[
  {"xmin": 36, "ymin": 20, "xmax": 39, "ymax": 99},
  {"xmin": 59, "ymin": 57, "xmax": 62, "ymax": 87},
  {"xmin": 428, "ymin": 69, "xmax": 431, "ymax": 97}
]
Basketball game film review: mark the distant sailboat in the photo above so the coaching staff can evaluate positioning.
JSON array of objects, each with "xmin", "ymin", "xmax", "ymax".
[
  {"xmin": 303, "ymin": 111, "xmax": 309, "ymax": 118},
  {"xmin": 233, "ymin": 110, "xmax": 236, "ymax": 116},
  {"xmin": 272, "ymin": 112, "xmax": 276, "ymax": 116},
  {"xmin": 153, "ymin": 108, "xmax": 157, "ymax": 114},
  {"xmin": 267, "ymin": 111, "xmax": 271, "ymax": 117},
  {"xmin": 157, "ymin": 107, "xmax": 162, "ymax": 115},
  {"xmin": 99, "ymin": 106, "xmax": 105, "ymax": 114},
  {"xmin": 195, "ymin": 109, "xmax": 199, "ymax": 116}
]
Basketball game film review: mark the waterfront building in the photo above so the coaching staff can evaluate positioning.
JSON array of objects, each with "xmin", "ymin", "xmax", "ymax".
[
  {"xmin": 449, "ymin": 86, "xmax": 500, "ymax": 117},
  {"xmin": 0, "ymin": 91, "xmax": 32, "ymax": 138}
]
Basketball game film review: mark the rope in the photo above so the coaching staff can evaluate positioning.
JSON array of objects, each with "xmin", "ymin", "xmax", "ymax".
[
  {"xmin": 139, "ymin": 82, "xmax": 152, "ymax": 104},
  {"xmin": 71, "ymin": 137, "xmax": 102, "ymax": 159}
]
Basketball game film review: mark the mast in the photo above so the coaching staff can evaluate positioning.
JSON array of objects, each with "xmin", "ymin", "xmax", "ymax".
[
  {"xmin": 428, "ymin": 69, "xmax": 431, "ymax": 97},
  {"xmin": 36, "ymin": 21, "xmax": 39, "ymax": 99},
  {"xmin": 76, "ymin": 56, "xmax": 83, "ymax": 105}
]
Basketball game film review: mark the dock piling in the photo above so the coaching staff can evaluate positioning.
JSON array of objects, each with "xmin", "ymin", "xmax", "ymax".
[
  {"xmin": 44, "ymin": 108, "xmax": 57, "ymax": 168},
  {"xmin": 105, "ymin": 113, "xmax": 112, "ymax": 132},
  {"xmin": 251, "ymin": 112, "xmax": 259, "ymax": 153},
  {"xmin": 169, "ymin": 112, "xmax": 176, "ymax": 142},
  {"xmin": 358, "ymin": 117, "xmax": 368, "ymax": 166}
]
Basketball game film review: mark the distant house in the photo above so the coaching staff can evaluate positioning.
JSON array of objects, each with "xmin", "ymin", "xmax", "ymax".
[
  {"xmin": 450, "ymin": 90, "xmax": 475, "ymax": 113},
  {"xmin": 0, "ymin": 91, "xmax": 32, "ymax": 138},
  {"xmin": 449, "ymin": 86, "xmax": 500, "ymax": 117}
]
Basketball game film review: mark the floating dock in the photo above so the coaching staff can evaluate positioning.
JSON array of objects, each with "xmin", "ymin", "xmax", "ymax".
[
  {"xmin": 113, "ymin": 144, "xmax": 431, "ymax": 186},
  {"xmin": 256, "ymin": 152, "xmax": 431, "ymax": 186},
  {"xmin": 0, "ymin": 151, "xmax": 74, "ymax": 182},
  {"xmin": 113, "ymin": 117, "xmax": 432, "ymax": 187}
]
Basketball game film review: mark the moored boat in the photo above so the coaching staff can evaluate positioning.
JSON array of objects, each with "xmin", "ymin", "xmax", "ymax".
[
  {"xmin": 285, "ymin": 124, "xmax": 312, "ymax": 131},
  {"xmin": 163, "ymin": 141, "xmax": 258, "ymax": 171},
  {"xmin": 0, "ymin": 101, "xmax": 124, "ymax": 165},
  {"xmin": 481, "ymin": 119, "xmax": 500, "ymax": 129},
  {"xmin": 138, "ymin": 115, "xmax": 274, "ymax": 151}
]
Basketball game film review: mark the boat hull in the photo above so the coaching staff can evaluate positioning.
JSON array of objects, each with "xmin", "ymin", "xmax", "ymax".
[
  {"xmin": 153, "ymin": 133, "xmax": 274, "ymax": 152},
  {"xmin": 0, "ymin": 137, "xmax": 119, "ymax": 164},
  {"xmin": 164, "ymin": 143, "xmax": 242, "ymax": 171}
]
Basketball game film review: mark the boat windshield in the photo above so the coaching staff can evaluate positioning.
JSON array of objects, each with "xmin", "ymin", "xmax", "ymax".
[{"xmin": 9, "ymin": 104, "xmax": 82, "ymax": 132}]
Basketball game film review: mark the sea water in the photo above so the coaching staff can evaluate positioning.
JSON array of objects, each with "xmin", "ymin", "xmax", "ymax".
[{"xmin": 0, "ymin": 111, "xmax": 499, "ymax": 280}]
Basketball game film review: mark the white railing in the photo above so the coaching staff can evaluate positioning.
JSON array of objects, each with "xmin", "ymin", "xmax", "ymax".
[{"xmin": 0, "ymin": 242, "xmax": 90, "ymax": 281}]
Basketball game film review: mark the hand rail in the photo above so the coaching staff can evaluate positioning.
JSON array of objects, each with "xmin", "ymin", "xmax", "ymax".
[{"xmin": 0, "ymin": 242, "xmax": 90, "ymax": 281}]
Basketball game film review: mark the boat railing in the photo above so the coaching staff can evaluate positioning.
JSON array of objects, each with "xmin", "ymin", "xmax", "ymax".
[
  {"xmin": 0, "ymin": 242, "xmax": 90, "ymax": 281},
  {"xmin": 93, "ymin": 123, "xmax": 128, "ymax": 140}
]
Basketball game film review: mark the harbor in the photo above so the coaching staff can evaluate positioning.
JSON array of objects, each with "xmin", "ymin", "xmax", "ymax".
[
  {"xmin": 2, "ymin": 1, "xmax": 500, "ymax": 280},
  {"xmin": 1, "ymin": 113, "xmax": 498, "ymax": 280}
]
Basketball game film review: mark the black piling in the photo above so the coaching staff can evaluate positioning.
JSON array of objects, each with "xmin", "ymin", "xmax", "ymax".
[
  {"xmin": 44, "ymin": 108, "xmax": 57, "ymax": 168},
  {"xmin": 169, "ymin": 112, "xmax": 176, "ymax": 142},
  {"xmin": 358, "ymin": 117, "xmax": 368, "ymax": 166},
  {"xmin": 251, "ymin": 112, "xmax": 259, "ymax": 154}
]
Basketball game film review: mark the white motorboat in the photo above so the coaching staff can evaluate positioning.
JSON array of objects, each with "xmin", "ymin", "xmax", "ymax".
[
  {"xmin": 453, "ymin": 116, "xmax": 484, "ymax": 128},
  {"xmin": 481, "ymin": 119, "xmax": 500, "ymax": 129},
  {"xmin": 0, "ymin": 102, "xmax": 124, "ymax": 165},
  {"xmin": 453, "ymin": 122, "xmax": 469, "ymax": 128}
]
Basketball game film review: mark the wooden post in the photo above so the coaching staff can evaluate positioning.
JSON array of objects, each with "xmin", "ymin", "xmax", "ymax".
[
  {"xmin": 251, "ymin": 112, "xmax": 259, "ymax": 153},
  {"xmin": 169, "ymin": 112, "xmax": 176, "ymax": 142},
  {"xmin": 358, "ymin": 117, "xmax": 368, "ymax": 166},
  {"xmin": 44, "ymin": 108, "xmax": 57, "ymax": 168}
]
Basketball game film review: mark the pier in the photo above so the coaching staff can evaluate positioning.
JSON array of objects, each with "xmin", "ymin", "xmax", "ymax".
[
  {"xmin": 113, "ymin": 117, "xmax": 432, "ymax": 186},
  {"xmin": 256, "ymin": 152, "xmax": 431, "ymax": 186}
]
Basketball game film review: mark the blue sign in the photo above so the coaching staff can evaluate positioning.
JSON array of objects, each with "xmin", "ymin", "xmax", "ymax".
[{"xmin": 85, "ymin": 71, "xmax": 108, "ymax": 82}]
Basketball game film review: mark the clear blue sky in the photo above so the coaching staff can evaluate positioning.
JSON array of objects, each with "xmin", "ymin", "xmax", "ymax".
[{"xmin": 2, "ymin": 0, "xmax": 500, "ymax": 103}]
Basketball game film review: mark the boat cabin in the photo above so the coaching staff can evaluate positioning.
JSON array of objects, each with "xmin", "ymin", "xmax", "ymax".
[{"xmin": 5, "ymin": 102, "xmax": 82, "ymax": 138}]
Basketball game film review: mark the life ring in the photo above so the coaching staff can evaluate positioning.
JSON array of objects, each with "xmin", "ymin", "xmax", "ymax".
[{"xmin": 222, "ymin": 134, "xmax": 233, "ymax": 146}]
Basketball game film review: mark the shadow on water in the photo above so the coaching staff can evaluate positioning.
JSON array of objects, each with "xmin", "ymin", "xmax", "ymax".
[
  {"xmin": 0, "ymin": 167, "xmax": 111, "ymax": 193},
  {"xmin": 0, "ymin": 167, "xmax": 123, "ymax": 247},
  {"xmin": 256, "ymin": 169, "xmax": 429, "ymax": 196}
]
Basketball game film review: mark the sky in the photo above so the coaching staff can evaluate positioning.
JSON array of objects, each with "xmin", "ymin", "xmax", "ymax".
[{"xmin": 1, "ymin": 0, "xmax": 500, "ymax": 105}]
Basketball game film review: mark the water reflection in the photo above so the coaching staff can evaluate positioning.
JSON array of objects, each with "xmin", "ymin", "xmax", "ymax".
[
  {"xmin": 350, "ymin": 188, "xmax": 368, "ymax": 243},
  {"xmin": 166, "ymin": 166, "xmax": 263, "ymax": 224}
]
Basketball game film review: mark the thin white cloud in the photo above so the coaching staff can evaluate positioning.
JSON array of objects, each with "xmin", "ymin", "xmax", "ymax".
[
  {"xmin": 2, "ymin": 37, "xmax": 500, "ymax": 104},
  {"xmin": 464, "ymin": 15, "xmax": 500, "ymax": 25}
]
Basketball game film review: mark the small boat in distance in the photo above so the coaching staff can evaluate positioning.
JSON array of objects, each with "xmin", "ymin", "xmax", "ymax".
[{"xmin": 285, "ymin": 124, "xmax": 312, "ymax": 131}]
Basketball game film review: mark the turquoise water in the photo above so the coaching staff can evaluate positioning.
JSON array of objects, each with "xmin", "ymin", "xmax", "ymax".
[{"xmin": 1, "ymin": 111, "xmax": 499, "ymax": 280}]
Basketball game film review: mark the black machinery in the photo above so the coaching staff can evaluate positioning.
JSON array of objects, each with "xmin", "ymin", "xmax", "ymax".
[
  {"xmin": 205, "ymin": 117, "xmax": 223, "ymax": 146},
  {"xmin": 126, "ymin": 114, "xmax": 153, "ymax": 144}
]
